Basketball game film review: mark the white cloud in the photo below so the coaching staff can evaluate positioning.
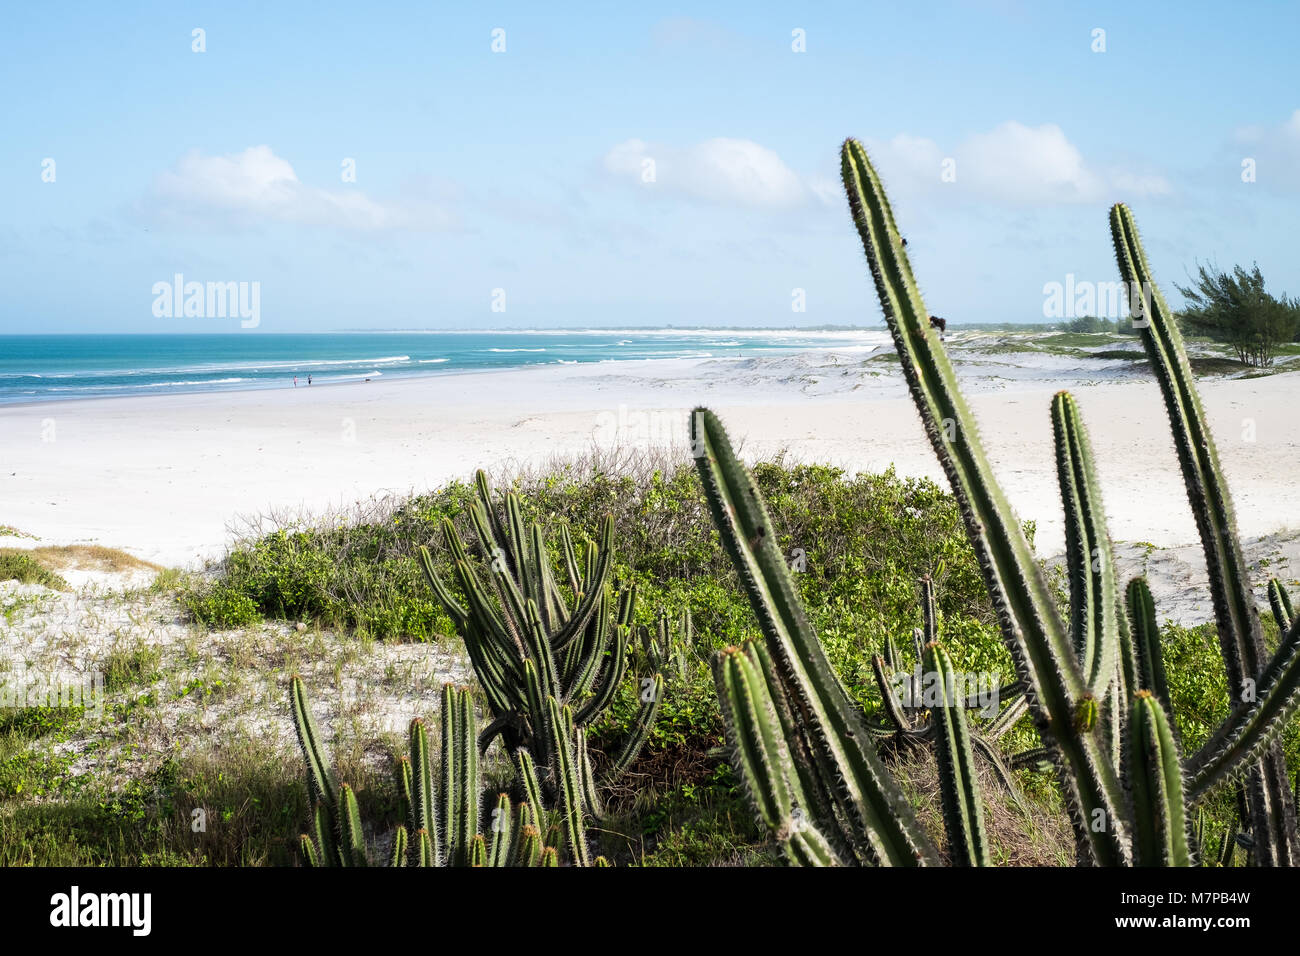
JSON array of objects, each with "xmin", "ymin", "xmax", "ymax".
[
  {"xmin": 144, "ymin": 146, "xmax": 452, "ymax": 231},
  {"xmin": 603, "ymin": 137, "xmax": 810, "ymax": 208},
  {"xmin": 864, "ymin": 121, "xmax": 1171, "ymax": 204}
]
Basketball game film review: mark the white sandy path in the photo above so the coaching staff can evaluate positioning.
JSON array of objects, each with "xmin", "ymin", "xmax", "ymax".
[{"xmin": 0, "ymin": 358, "xmax": 1296, "ymax": 570}]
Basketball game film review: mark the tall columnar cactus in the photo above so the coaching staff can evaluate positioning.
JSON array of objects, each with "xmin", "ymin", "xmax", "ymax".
[
  {"xmin": 289, "ymin": 676, "xmax": 602, "ymax": 866},
  {"xmin": 1110, "ymin": 203, "xmax": 1300, "ymax": 864},
  {"xmin": 692, "ymin": 139, "xmax": 1300, "ymax": 866},
  {"xmin": 417, "ymin": 471, "xmax": 664, "ymax": 819}
]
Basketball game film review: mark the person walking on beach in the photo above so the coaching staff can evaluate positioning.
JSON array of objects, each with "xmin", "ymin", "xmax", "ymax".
[{"xmin": 294, "ymin": 376, "xmax": 298, "ymax": 387}]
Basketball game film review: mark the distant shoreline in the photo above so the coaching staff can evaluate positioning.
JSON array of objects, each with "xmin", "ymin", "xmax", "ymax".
[{"xmin": 0, "ymin": 328, "xmax": 894, "ymax": 406}]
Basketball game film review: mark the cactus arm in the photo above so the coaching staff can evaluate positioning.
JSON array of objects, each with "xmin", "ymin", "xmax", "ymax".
[
  {"xmin": 1106, "ymin": 662, "xmax": 1126, "ymax": 769},
  {"xmin": 1109, "ymin": 204, "xmax": 1262, "ymax": 669},
  {"xmin": 841, "ymin": 138, "xmax": 1131, "ymax": 865},
  {"xmin": 527, "ymin": 522, "xmax": 554, "ymax": 633},
  {"xmin": 1125, "ymin": 578, "xmax": 1175, "ymax": 727},
  {"xmin": 1218, "ymin": 818, "xmax": 1238, "ymax": 867},
  {"xmin": 568, "ymin": 594, "xmax": 611, "ymax": 700},
  {"xmin": 514, "ymin": 824, "xmax": 542, "ymax": 867},
  {"xmin": 606, "ymin": 673, "xmax": 664, "ymax": 779},
  {"xmin": 408, "ymin": 717, "xmax": 439, "ymax": 864},
  {"xmin": 920, "ymin": 576, "xmax": 938, "ymax": 641},
  {"xmin": 454, "ymin": 687, "xmax": 479, "ymax": 867},
  {"xmin": 467, "ymin": 833, "xmax": 487, "ymax": 867},
  {"xmin": 547, "ymin": 517, "xmax": 616, "ymax": 650},
  {"xmin": 488, "ymin": 790, "xmax": 512, "ymax": 868},
  {"xmin": 1269, "ymin": 579, "xmax": 1295, "ymax": 633},
  {"xmin": 390, "ymin": 825, "xmax": 408, "ymax": 867},
  {"xmin": 416, "ymin": 545, "xmax": 467, "ymax": 627},
  {"xmin": 559, "ymin": 523, "xmax": 583, "ymax": 597},
  {"xmin": 454, "ymin": 557, "xmax": 526, "ymax": 661},
  {"xmin": 512, "ymin": 748, "xmax": 545, "ymax": 832},
  {"xmin": 985, "ymin": 692, "xmax": 1029, "ymax": 742},
  {"xmin": 714, "ymin": 645, "xmax": 837, "ymax": 866},
  {"xmin": 575, "ymin": 730, "xmax": 603, "ymax": 819},
  {"xmin": 789, "ymin": 825, "xmax": 842, "ymax": 867},
  {"xmin": 1126, "ymin": 692, "xmax": 1192, "ymax": 866},
  {"xmin": 459, "ymin": 620, "xmax": 518, "ymax": 721},
  {"xmin": 692, "ymin": 407, "xmax": 938, "ymax": 865},
  {"xmin": 547, "ymin": 697, "xmax": 590, "ymax": 866},
  {"xmin": 522, "ymin": 659, "xmax": 552, "ymax": 769},
  {"xmin": 923, "ymin": 642, "xmax": 991, "ymax": 866},
  {"xmin": 574, "ymin": 624, "xmax": 630, "ymax": 727},
  {"xmin": 537, "ymin": 525, "xmax": 571, "ymax": 631},
  {"xmin": 338, "ymin": 783, "xmax": 368, "ymax": 867},
  {"xmin": 524, "ymin": 599, "xmax": 561, "ymax": 700},
  {"xmin": 1052, "ymin": 392, "xmax": 1120, "ymax": 696},
  {"xmin": 486, "ymin": 554, "xmax": 535, "ymax": 655},
  {"xmin": 312, "ymin": 800, "xmax": 338, "ymax": 867},
  {"xmin": 474, "ymin": 471, "xmax": 521, "ymax": 576},
  {"xmin": 748, "ymin": 636, "xmax": 844, "ymax": 843},
  {"xmin": 871, "ymin": 654, "xmax": 913, "ymax": 733},
  {"xmin": 395, "ymin": 754, "xmax": 412, "ymax": 830},
  {"xmin": 840, "ymin": 139, "xmax": 1084, "ymax": 705},
  {"xmin": 438, "ymin": 684, "xmax": 459, "ymax": 866},
  {"xmin": 473, "ymin": 470, "xmax": 509, "ymax": 550},
  {"xmin": 884, "ymin": 633, "xmax": 901, "ymax": 672},
  {"xmin": 504, "ymin": 492, "xmax": 531, "ymax": 584},
  {"xmin": 1186, "ymin": 616, "xmax": 1300, "ymax": 802},
  {"xmin": 299, "ymin": 833, "xmax": 321, "ymax": 868},
  {"xmin": 1110, "ymin": 203, "xmax": 1297, "ymax": 866},
  {"xmin": 289, "ymin": 675, "xmax": 336, "ymax": 810},
  {"xmin": 414, "ymin": 828, "xmax": 433, "ymax": 866}
]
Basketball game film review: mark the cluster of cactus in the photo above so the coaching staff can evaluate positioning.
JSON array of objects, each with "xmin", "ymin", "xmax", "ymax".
[
  {"xmin": 417, "ymin": 471, "xmax": 664, "ymax": 832},
  {"xmin": 691, "ymin": 138, "xmax": 1300, "ymax": 866},
  {"xmin": 290, "ymin": 675, "xmax": 604, "ymax": 866}
]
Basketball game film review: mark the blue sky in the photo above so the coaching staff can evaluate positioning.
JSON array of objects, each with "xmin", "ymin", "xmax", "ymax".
[{"xmin": 2, "ymin": 0, "xmax": 1297, "ymax": 332}]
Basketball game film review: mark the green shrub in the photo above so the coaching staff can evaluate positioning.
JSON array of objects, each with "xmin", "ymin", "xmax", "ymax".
[
  {"xmin": 0, "ymin": 551, "xmax": 70, "ymax": 591},
  {"xmin": 182, "ymin": 584, "xmax": 260, "ymax": 629}
]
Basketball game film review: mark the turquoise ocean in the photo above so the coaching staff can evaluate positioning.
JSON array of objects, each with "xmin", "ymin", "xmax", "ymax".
[{"xmin": 0, "ymin": 329, "xmax": 886, "ymax": 405}]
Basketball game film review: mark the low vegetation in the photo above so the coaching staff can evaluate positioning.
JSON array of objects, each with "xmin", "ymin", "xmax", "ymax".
[{"xmin": 0, "ymin": 551, "xmax": 70, "ymax": 591}]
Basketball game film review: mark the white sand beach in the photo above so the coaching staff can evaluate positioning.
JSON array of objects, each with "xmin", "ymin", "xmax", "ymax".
[{"xmin": 2, "ymin": 336, "xmax": 1297, "ymax": 581}]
